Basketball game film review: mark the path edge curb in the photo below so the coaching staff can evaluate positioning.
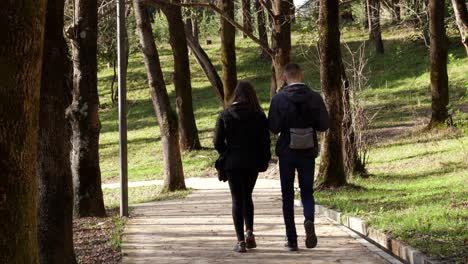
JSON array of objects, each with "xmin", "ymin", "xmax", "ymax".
[{"xmin": 313, "ymin": 204, "xmax": 440, "ymax": 264}]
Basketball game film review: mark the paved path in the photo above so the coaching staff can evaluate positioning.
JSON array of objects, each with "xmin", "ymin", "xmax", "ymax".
[{"xmin": 122, "ymin": 178, "xmax": 399, "ymax": 264}]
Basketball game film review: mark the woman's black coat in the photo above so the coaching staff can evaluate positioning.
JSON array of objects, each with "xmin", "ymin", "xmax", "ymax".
[{"xmin": 214, "ymin": 103, "xmax": 271, "ymax": 172}]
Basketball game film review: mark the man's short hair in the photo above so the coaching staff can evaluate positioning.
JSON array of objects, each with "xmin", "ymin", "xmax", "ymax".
[{"xmin": 283, "ymin": 63, "xmax": 302, "ymax": 79}]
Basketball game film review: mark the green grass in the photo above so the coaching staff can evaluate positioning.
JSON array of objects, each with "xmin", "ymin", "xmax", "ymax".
[
  {"xmin": 315, "ymin": 129, "xmax": 467, "ymax": 262},
  {"xmin": 97, "ymin": 24, "xmax": 468, "ymax": 261},
  {"xmin": 103, "ymin": 185, "xmax": 192, "ymax": 209},
  {"xmin": 110, "ymin": 216, "xmax": 126, "ymax": 250}
]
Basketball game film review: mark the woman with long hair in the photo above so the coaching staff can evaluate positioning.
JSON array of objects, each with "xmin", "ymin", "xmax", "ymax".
[{"xmin": 214, "ymin": 81, "xmax": 271, "ymax": 253}]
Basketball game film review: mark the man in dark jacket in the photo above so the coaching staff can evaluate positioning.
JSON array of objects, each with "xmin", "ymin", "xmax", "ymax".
[{"xmin": 268, "ymin": 63, "xmax": 329, "ymax": 251}]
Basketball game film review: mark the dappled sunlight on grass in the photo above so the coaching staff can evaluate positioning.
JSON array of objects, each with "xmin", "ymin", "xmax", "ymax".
[
  {"xmin": 97, "ymin": 24, "xmax": 467, "ymax": 261},
  {"xmin": 316, "ymin": 130, "xmax": 467, "ymax": 260}
]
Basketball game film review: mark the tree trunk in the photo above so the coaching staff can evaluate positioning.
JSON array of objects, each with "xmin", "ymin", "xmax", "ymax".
[
  {"xmin": 255, "ymin": 0, "xmax": 270, "ymax": 58},
  {"xmin": 192, "ymin": 17, "xmax": 200, "ymax": 41},
  {"xmin": 185, "ymin": 29, "xmax": 225, "ymax": 105},
  {"xmin": 363, "ymin": 0, "xmax": 369, "ymax": 27},
  {"xmin": 451, "ymin": 0, "xmax": 468, "ymax": 56},
  {"xmin": 133, "ymin": 0, "xmax": 186, "ymax": 191},
  {"xmin": 242, "ymin": 0, "xmax": 253, "ymax": 38},
  {"xmin": 290, "ymin": 0, "xmax": 296, "ymax": 23},
  {"xmin": 392, "ymin": 0, "xmax": 401, "ymax": 22},
  {"xmin": 367, "ymin": 0, "xmax": 384, "ymax": 54},
  {"xmin": 315, "ymin": 0, "xmax": 347, "ymax": 188},
  {"xmin": 219, "ymin": 0, "xmax": 238, "ymax": 104},
  {"xmin": 270, "ymin": 0, "xmax": 293, "ymax": 96},
  {"xmin": 0, "ymin": 1, "xmax": 46, "ymax": 263},
  {"xmin": 161, "ymin": 2, "xmax": 201, "ymax": 150},
  {"xmin": 428, "ymin": 0, "xmax": 449, "ymax": 128},
  {"xmin": 38, "ymin": 0, "xmax": 76, "ymax": 262},
  {"xmin": 68, "ymin": 0, "xmax": 106, "ymax": 217},
  {"xmin": 184, "ymin": 1, "xmax": 200, "ymax": 42}
]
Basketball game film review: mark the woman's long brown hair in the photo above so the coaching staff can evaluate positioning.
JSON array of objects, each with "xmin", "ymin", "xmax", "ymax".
[{"xmin": 230, "ymin": 80, "xmax": 263, "ymax": 112}]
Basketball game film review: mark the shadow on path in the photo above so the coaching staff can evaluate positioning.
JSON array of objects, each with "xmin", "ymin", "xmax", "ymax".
[{"xmin": 122, "ymin": 179, "xmax": 397, "ymax": 264}]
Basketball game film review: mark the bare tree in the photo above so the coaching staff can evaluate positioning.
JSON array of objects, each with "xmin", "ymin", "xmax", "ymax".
[
  {"xmin": 367, "ymin": 0, "xmax": 384, "ymax": 54},
  {"xmin": 0, "ymin": 1, "xmax": 46, "ymax": 262},
  {"xmin": 392, "ymin": 0, "xmax": 401, "ymax": 22},
  {"xmin": 342, "ymin": 44, "xmax": 371, "ymax": 177},
  {"xmin": 184, "ymin": 0, "xmax": 200, "ymax": 42},
  {"xmin": 268, "ymin": 0, "xmax": 294, "ymax": 96},
  {"xmin": 159, "ymin": 1, "xmax": 202, "ymax": 150},
  {"xmin": 427, "ymin": 0, "xmax": 449, "ymax": 128},
  {"xmin": 133, "ymin": 0, "xmax": 186, "ymax": 191},
  {"xmin": 67, "ymin": 0, "xmax": 106, "ymax": 217},
  {"xmin": 242, "ymin": 0, "xmax": 253, "ymax": 38},
  {"xmin": 255, "ymin": 0, "xmax": 269, "ymax": 58},
  {"xmin": 185, "ymin": 31, "xmax": 225, "ymax": 105},
  {"xmin": 219, "ymin": 0, "xmax": 238, "ymax": 104},
  {"xmin": 451, "ymin": 0, "xmax": 468, "ymax": 56},
  {"xmin": 315, "ymin": 0, "xmax": 347, "ymax": 188},
  {"xmin": 38, "ymin": 0, "xmax": 76, "ymax": 262}
]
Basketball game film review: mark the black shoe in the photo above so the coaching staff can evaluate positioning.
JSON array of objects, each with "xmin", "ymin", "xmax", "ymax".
[
  {"xmin": 246, "ymin": 230, "xmax": 257, "ymax": 249},
  {"xmin": 304, "ymin": 220, "xmax": 317, "ymax": 248},
  {"xmin": 284, "ymin": 239, "xmax": 298, "ymax": 251},
  {"xmin": 233, "ymin": 241, "xmax": 247, "ymax": 253}
]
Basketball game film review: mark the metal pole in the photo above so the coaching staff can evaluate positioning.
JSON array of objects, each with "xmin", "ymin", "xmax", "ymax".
[{"xmin": 117, "ymin": 0, "xmax": 128, "ymax": 217}]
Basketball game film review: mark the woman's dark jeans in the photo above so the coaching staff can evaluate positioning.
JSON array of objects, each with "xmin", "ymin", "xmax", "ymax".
[{"xmin": 227, "ymin": 168, "xmax": 258, "ymax": 241}]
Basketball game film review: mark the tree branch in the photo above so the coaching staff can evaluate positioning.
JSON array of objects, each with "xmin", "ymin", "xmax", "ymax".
[
  {"xmin": 144, "ymin": 0, "xmax": 274, "ymax": 58},
  {"xmin": 259, "ymin": 0, "xmax": 275, "ymax": 21}
]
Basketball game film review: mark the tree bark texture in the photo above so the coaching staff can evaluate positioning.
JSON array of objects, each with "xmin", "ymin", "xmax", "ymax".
[
  {"xmin": 219, "ymin": 0, "xmax": 238, "ymax": 104},
  {"xmin": 68, "ymin": 0, "xmax": 106, "ymax": 217},
  {"xmin": 392, "ymin": 0, "xmax": 401, "ymax": 22},
  {"xmin": 242, "ymin": 0, "xmax": 253, "ymax": 38},
  {"xmin": 184, "ymin": 0, "xmax": 200, "ymax": 42},
  {"xmin": 185, "ymin": 29, "xmax": 225, "ymax": 105},
  {"xmin": 161, "ymin": 2, "xmax": 201, "ymax": 150},
  {"xmin": 270, "ymin": 0, "xmax": 293, "ymax": 96},
  {"xmin": 451, "ymin": 0, "xmax": 468, "ymax": 56},
  {"xmin": 367, "ymin": 0, "xmax": 384, "ymax": 54},
  {"xmin": 290, "ymin": 0, "xmax": 296, "ymax": 23},
  {"xmin": 38, "ymin": 0, "xmax": 76, "ymax": 262},
  {"xmin": 255, "ymin": 0, "xmax": 270, "ymax": 58},
  {"xmin": 363, "ymin": 0, "xmax": 369, "ymax": 27},
  {"xmin": 0, "ymin": 1, "xmax": 47, "ymax": 263},
  {"xmin": 316, "ymin": 0, "xmax": 347, "ymax": 188},
  {"xmin": 133, "ymin": 0, "xmax": 186, "ymax": 191},
  {"xmin": 428, "ymin": 0, "xmax": 449, "ymax": 128}
]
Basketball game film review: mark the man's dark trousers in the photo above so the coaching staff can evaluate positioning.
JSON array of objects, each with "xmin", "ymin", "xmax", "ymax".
[{"xmin": 279, "ymin": 150, "xmax": 315, "ymax": 241}]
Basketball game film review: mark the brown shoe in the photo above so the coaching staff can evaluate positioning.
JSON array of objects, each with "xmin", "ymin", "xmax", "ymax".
[{"xmin": 246, "ymin": 230, "xmax": 257, "ymax": 249}]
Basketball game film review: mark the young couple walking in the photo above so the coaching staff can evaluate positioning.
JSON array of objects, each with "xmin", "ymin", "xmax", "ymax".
[{"xmin": 214, "ymin": 63, "xmax": 330, "ymax": 253}]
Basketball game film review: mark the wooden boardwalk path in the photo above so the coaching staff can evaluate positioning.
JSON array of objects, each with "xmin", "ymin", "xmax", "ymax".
[{"xmin": 122, "ymin": 178, "xmax": 399, "ymax": 264}]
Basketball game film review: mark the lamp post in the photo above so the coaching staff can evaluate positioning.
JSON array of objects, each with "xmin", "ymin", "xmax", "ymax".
[{"xmin": 117, "ymin": 0, "xmax": 128, "ymax": 217}]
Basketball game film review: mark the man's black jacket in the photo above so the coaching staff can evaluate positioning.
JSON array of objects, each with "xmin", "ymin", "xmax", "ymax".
[
  {"xmin": 214, "ymin": 102, "xmax": 271, "ymax": 171},
  {"xmin": 268, "ymin": 83, "xmax": 330, "ymax": 157}
]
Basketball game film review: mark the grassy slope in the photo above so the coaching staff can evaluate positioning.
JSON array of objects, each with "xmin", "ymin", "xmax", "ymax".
[{"xmin": 97, "ymin": 25, "xmax": 467, "ymax": 260}]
